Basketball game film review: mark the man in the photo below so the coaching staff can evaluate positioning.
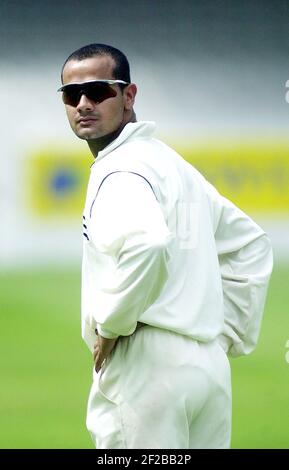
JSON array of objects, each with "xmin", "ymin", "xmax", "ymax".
[{"xmin": 59, "ymin": 43, "xmax": 273, "ymax": 449}]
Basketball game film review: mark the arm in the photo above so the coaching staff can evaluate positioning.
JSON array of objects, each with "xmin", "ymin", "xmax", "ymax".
[
  {"xmin": 89, "ymin": 171, "xmax": 171, "ymax": 340},
  {"xmin": 206, "ymin": 181, "xmax": 273, "ymax": 356}
]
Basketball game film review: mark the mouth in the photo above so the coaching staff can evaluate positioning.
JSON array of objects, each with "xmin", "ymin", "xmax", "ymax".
[{"xmin": 77, "ymin": 117, "xmax": 98, "ymax": 125}]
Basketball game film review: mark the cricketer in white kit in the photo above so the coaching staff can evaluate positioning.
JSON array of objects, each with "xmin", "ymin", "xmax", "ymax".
[{"xmin": 59, "ymin": 44, "xmax": 273, "ymax": 449}]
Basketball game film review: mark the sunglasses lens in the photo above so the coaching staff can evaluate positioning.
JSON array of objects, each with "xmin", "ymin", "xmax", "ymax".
[
  {"xmin": 62, "ymin": 86, "xmax": 80, "ymax": 106},
  {"xmin": 86, "ymin": 82, "xmax": 117, "ymax": 103},
  {"xmin": 62, "ymin": 82, "xmax": 117, "ymax": 107}
]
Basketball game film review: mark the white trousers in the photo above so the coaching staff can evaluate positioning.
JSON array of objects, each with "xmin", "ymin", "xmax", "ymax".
[{"xmin": 86, "ymin": 325, "xmax": 232, "ymax": 449}]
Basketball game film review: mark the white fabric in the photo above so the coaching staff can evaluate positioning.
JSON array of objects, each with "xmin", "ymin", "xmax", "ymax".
[
  {"xmin": 86, "ymin": 325, "xmax": 232, "ymax": 449},
  {"xmin": 82, "ymin": 121, "xmax": 273, "ymax": 449},
  {"xmin": 81, "ymin": 121, "xmax": 273, "ymax": 356}
]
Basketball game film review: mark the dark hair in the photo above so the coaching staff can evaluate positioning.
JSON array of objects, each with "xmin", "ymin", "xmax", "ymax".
[{"xmin": 61, "ymin": 43, "xmax": 131, "ymax": 85}]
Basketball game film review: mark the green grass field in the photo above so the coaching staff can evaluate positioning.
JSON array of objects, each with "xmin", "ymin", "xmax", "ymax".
[{"xmin": 0, "ymin": 264, "xmax": 288, "ymax": 449}]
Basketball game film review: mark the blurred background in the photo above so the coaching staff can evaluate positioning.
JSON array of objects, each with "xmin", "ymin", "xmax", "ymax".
[{"xmin": 0, "ymin": 0, "xmax": 288, "ymax": 448}]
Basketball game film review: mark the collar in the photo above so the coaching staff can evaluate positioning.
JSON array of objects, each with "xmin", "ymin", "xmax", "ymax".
[{"xmin": 93, "ymin": 121, "xmax": 156, "ymax": 164}]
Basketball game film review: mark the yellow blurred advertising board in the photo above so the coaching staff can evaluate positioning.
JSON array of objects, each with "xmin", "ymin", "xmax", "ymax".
[
  {"xmin": 177, "ymin": 140, "xmax": 289, "ymax": 215},
  {"xmin": 26, "ymin": 140, "xmax": 289, "ymax": 219},
  {"xmin": 26, "ymin": 147, "xmax": 91, "ymax": 219}
]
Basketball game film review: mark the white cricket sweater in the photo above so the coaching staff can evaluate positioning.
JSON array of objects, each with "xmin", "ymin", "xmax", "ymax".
[{"xmin": 81, "ymin": 121, "xmax": 273, "ymax": 356}]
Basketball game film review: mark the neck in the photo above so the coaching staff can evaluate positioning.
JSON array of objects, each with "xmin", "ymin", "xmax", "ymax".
[{"xmin": 88, "ymin": 111, "xmax": 137, "ymax": 158}]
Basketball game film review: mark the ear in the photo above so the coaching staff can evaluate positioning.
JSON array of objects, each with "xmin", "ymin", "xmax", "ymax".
[{"xmin": 123, "ymin": 83, "xmax": 137, "ymax": 111}]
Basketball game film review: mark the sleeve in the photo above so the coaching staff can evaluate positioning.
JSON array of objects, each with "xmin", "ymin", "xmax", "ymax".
[
  {"xmin": 89, "ymin": 171, "xmax": 171, "ymax": 339},
  {"xmin": 206, "ymin": 182, "xmax": 273, "ymax": 357}
]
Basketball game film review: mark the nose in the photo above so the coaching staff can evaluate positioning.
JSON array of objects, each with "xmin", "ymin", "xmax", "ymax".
[{"xmin": 76, "ymin": 93, "xmax": 95, "ymax": 112}]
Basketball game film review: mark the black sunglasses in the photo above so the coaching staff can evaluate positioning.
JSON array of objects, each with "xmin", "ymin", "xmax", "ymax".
[{"xmin": 57, "ymin": 79, "xmax": 129, "ymax": 107}]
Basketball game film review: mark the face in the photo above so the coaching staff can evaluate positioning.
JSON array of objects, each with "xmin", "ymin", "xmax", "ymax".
[{"xmin": 61, "ymin": 56, "xmax": 136, "ymax": 140}]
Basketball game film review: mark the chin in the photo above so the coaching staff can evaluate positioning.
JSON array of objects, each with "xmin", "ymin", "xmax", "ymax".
[{"xmin": 75, "ymin": 130, "xmax": 103, "ymax": 140}]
